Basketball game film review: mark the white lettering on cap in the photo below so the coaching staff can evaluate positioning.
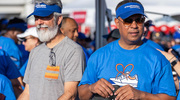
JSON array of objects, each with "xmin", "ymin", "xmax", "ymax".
[
  {"xmin": 125, "ymin": 5, "xmax": 140, "ymax": 9},
  {"xmin": 36, "ymin": 4, "xmax": 47, "ymax": 8}
]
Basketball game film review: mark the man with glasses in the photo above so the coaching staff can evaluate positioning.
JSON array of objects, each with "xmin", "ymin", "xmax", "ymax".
[
  {"xmin": 18, "ymin": 0, "xmax": 85, "ymax": 100},
  {"xmin": 78, "ymin": 0, "xmax": 176, "ymax": 100}
]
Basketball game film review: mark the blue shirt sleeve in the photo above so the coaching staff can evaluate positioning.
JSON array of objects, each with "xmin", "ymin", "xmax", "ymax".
[
  {"xmin": 152, "ymin": 60, "xmax": 176, "ymax": 96},
  {"xmin": 19, "ymin": 60, "xmax": 28, "ymax": 77},
  {"xmin": 79, "ymin": 53, "xmax": 98, "ymax": 86},
  {"xmin": 0, "ymin": 74, "xmax": 16, "ymax": 100},
  {"xmin": 0, "ymin": 50, "xmax": 21, "ymax": 79}
]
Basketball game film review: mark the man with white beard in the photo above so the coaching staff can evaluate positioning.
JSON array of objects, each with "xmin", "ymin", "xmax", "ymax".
[{"xmin": 18, "ymin": 0, "xmax": 85, "ymax": 100}]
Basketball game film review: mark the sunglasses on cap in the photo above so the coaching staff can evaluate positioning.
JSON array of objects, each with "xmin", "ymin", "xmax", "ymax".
[{"xmin": 118, "ymin": 16, "xmax": 145, "ymax": 27}]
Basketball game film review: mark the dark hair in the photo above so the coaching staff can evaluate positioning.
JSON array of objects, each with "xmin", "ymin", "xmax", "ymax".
[
  {"xmin": 8, "ymin": 17, "xmax": 25, "ymax": 25},
  {"xmin": 7, "ymin": 17, "xmax": 27, "ymax": 32},
  {"xmin": 115, "ymin": 0, "xmax": 142, "ymax": 11}
]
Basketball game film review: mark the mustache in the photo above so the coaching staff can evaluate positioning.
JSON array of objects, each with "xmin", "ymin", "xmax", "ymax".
[{"xmin": 37, "ymin": 25, "xmax": 49, "ymax": 29}]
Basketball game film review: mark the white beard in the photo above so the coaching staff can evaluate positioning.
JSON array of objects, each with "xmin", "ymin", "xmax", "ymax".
[{"xmin": 36, "ymin": 24, "xmax": 58, "ymax": 42}]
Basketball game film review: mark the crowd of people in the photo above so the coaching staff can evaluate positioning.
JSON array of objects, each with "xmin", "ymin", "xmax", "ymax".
[{"xmin": 0, "ymin": 0, "xmax": 180, "ymax": 100}]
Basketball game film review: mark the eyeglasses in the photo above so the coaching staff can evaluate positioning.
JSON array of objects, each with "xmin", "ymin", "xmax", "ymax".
[
  {"xmin": 49, "ymin": 49, "xmax": 56, "ymax": 66},
  {"xmin": 20, "ymin": 37, "xmax": 32, "ymax": 42},
  {"xmin": 118, "ymin": 16, "xmax": 145, "ymax": 27}
]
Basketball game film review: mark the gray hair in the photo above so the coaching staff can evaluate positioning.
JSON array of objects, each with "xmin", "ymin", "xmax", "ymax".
[
  {"xmin": 53, "ymin": 12, "xmax": 63, "ymax": 28},
  {"xmin": 32, "ymin": 0, "xmax": 63, "ymax": 9}
]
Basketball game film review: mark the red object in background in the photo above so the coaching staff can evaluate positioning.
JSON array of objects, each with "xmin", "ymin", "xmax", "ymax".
[
  {"xmin": 149, "ymin": 26, "xmax": 160, "ymax": 32},
  {"xmin": 78, "ymin": 25, "xmax": 81, "ymax": 33},
  {"xmin": 108, "ymin": 25, "xmax": 117, "ymax": 33},
  {"xmin": 84, "ymin": 26, "xmax": 90, "ymax": 35},
  {"xmin": 28, "ymin": 25, "xmax": 35, "ymax": 28},
  {"xmin": 170, "ymin": 25, "xmax": 180, "ymax": 35},
  {"xmin": 72, "ymin": 11, "xmax": 86, "ymax": 24},
  {"xmin": 158, "ymin": 25, "xmax": 170, "ymax": 35}
]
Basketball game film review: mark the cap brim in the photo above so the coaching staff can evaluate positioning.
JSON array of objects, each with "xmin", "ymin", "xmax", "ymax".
[
  {"xmin": 17, "ymin": 33, "xmax": 28, "ymax": 38},
  {"xmin": 27, "ymin": 10, "xmax": 53, "ymax": 18},
  {"xmin": 121, "ymin": 11, "xmax": 147, "ymax": 19}
]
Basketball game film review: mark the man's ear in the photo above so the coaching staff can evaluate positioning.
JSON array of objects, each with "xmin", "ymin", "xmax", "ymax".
[
  {"xmin": 58, "ymin": 16, "xmax": 63, "ymax": 25},
  {"xmin": 60, "ymin": 27, "xmax": 64, "ymax": 34},
  {"xmin": 114, "ymin": 18, "xmax": 119, "ymax": 29}
]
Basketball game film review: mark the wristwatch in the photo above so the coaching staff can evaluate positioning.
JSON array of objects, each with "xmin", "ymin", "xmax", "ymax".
[{"xmin": 171, "ymin": 59, "xmax": 178, "ymax": 67}]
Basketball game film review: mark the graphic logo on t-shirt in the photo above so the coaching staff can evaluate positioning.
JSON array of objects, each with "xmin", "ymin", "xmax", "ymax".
[
  {"xmin": 44, "ymin": 65, "xmax": 60, "ymax": 79},
  {"xmin": 109, "ymin": 64, "xmax": 138, "ymax": 87}
]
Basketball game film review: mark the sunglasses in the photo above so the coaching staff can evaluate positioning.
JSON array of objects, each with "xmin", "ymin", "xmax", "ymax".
[
  {"xmin": 20, "ymin": 37, "xmax": 32, "ymax": 42},
  {"xmin": 119, "ymin": 16, "xmax": 145, "ymax": 27},
  {"xmin": 49, "ymin": 49, "xmax": 56, "ymax": 66}
]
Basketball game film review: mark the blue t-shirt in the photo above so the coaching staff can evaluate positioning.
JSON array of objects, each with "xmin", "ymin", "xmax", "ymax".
[
  {"xmin": 0, "ymin": 36, "xmax": 22, "ymax": 69},
  {"xmin": 0, "ymin": 74, "xmax": 16, "ymax": 100},
  {"xmin": 142, "ymin": 38, "xmax": 164, "ymax": 51},
  {"xmin": 19, "ymin": 59, "xmax": 28, "ymax": 77},
  {"xmin": 17, "ymin": 44, "xmax": 29, "ymax": 65},
  {"xmin": 172, "ymin": 45, "xmax": 180, "ymax": 55},
  {"xmin": 177, "ymin": 89, "xmax": 180, "ymax": 100},
  {"xmin": 0, "ymin": 49, "xmax": 21, "ymax": 79},
  {"xmin": 79, "ymin": 40, "xmax": 176, "ymax": 96},
  {"xmin": 81, "ymin": 46, "xmax": 89, "ymax": 66}
]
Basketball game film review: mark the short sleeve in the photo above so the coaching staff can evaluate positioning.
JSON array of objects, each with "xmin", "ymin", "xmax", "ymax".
[
  {"xmin": 0, "ymin": 74, "xmax": 16, "ymax": 100},
  {"xmin": 64, "ymin": 47, "xmax": 85, "ymax": 82},
  {"xmin": 153, "ymin": 61, "xmax": 176, "ymax": 96},
  {"xmin": 23, "ymin": 51, "xmax": 33, "ymax": 84},
  {"xmin": 79, "ymin": 53, "xmax": 98, "ymax": 86}
]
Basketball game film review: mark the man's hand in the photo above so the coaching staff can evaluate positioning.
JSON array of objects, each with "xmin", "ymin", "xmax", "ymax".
[
  {"xmin": 114, "ymin": 85, "xmax": 144, "ymax": 100},
  {"xmin": 157, "ymin": 49, "xmax": 174, "ymax": 61},
  {"xmin": 89, "ymin": 78, "xmax": 115, "ymax": 98}
]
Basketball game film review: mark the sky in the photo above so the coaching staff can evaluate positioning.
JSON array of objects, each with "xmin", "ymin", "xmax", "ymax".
[
  {"xmin": 63, "ymin": 0, "xmax": 180, "ymax": 8},
  {"xmin": 63, "ymin": 0, "xmax": 180, "ymax": 22},
  {"xmin": 141, "ymin": 0, "xmax": 180, "ymax": 6}
]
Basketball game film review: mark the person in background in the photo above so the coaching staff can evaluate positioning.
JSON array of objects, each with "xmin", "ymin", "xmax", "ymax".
[
  {"xmin": 0, "ymin": 18, "xmax": 8, "ymax": 36},
  {"xmin": 60, "ymin": 17, "xmax": 88, "ymax": 68},
  {"xmin": 103, "ymin": 29, "xmax": 120, "ymax": 43},
  {"xmin": 60, "ymin": 17, "xmax": 79, "ymax": 42},
  {"xmin": 0, "ymin": 74, "xmax": 16, "ymax": 100},
  {"xmin": 85, "ymin": 37, "xmax": 95, "ymax": 56},
  {"xmin": 0, "ymin": 17, "xmax": 28, "ymax": 69},
  {"xmin": 142, "ymin": 20, "xmax": 164, "ymax": 51},
  {"xmin": 172, "ymin": 30, "xmax": 180, "ymax": 55},
  {"xmin": 0, "ymin": 49, "xmax": 23, "ymax": 98},
  {"xmin": 158, "ymin": 49, "xmax": 180, "ymax": 99},
  {"xmin": 161, "ymin": 35, "xmax": 174, "ymax": 51},
  {"xmin": 18, "ymin": 0, "xmax": 85, "ymax": 100},
  {"xmin": 77, "ymin": 32, "xmax": 90, "ymax": 64},
  {"xmin": 17, "ymin": 27, "xmax": 41, "ymax": 77},
  {"xmin": 78, "ymin": 0, "xmax": 176, "ymax": 99},
  {"xmin": 150, "ymin": 31, "xmax": 163, "ymax": 44}
]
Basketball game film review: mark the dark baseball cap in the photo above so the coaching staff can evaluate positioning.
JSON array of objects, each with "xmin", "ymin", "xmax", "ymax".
[{"xmin": 103, "ymin": 29, "xmax": 120, "ymax": 39}]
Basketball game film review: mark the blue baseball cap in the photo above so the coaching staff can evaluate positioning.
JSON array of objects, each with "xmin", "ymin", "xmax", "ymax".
[
  {"xmin": 7, "ymin": 23, "xmax": 27, "ymax": 32},
  {"xmin": 27, "ymin": 3, "xmax": 62, "ymax": 18},
  {"xmin": 173, "ymin": 31, "xmax": 180, "ymax": 39},
  {"xmin": 116, "ymin": 2, "xmax": 146, "ymax": 19},
  {"xmin": 78, "ymin": 32, "xmax": 86, "ymax": 39}
]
